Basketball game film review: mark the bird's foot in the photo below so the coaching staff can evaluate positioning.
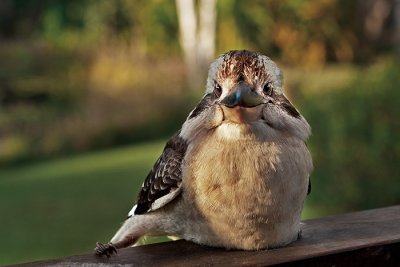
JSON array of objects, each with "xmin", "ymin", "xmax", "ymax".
[
  {"xmin": 95, "ymin": 242, "xmax": 117, "ymax": 258},
  {"xmin": 297, "ymin": 229, "xmax": 302, "ymax": 240}
]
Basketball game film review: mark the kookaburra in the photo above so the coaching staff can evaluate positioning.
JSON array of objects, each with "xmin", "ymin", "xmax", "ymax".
[{"xmin": 95, "ymin": 50, "xmax": 313, "ymax": 256}]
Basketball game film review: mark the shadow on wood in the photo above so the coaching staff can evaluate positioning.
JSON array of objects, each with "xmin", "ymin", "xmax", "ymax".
[{"xmin": 11, "ymin": 206, "xmax": 400, "ymax": 267}]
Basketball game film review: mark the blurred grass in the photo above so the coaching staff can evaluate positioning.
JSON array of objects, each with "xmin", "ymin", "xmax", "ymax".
[{"xmin": 0, "ymin": 140, "xmax": 166, "ymax": 265}]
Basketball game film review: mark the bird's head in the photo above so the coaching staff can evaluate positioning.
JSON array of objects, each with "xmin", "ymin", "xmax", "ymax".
[{"xmin": 183, "ymin": 50, "xmax": 311, "ymax": 142}]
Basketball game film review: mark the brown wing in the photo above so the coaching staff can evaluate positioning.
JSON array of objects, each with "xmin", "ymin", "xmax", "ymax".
[{"xmin": 134, "ymin": 131, "xmax": 187, "ymax": 215}]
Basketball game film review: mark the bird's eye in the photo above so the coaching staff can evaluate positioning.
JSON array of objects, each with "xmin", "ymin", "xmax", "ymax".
[
  {"xmin": 214, "ymin": 83, "xmax": 222, "ymax": 97},
  {"xmin": 263, "ymin": 82, "xmax": 273, "ymax": 97}
]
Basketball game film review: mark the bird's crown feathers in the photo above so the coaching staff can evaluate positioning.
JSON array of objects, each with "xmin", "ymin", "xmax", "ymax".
[{"xmin": 206, "ymin": 50, "xmax": 283, "ymax": 95}]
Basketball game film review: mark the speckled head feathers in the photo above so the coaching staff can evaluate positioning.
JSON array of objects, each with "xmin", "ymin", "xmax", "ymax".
[{"xmin": 206, "ymin": 50, "xmax": 283, "ymax": 95}]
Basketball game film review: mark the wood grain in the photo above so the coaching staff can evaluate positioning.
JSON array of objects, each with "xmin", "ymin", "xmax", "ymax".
[{"xmin": 12, "ymin": 205, "xmax": 400, "ymax": 267}]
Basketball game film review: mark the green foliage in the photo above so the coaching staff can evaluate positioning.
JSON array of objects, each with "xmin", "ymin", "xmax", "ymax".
[
  {"xmin": 0, "ymin": 0, "xmax": 397, "ymax": 166},
  {"xmin": 218, "ymin": 0, "xmax": 375, "ymax": 65},
  {"xmin": 37, "ymin": 0, "xmax": 179, "ymax": 53},
  {"xmin": 1, "ymin": 0, "xmax": 395, "ymax": 62},
  {"xmin": 302, "ymin": 59, "xmax": 400, "ymax": 215},
  {"xmin": 0, "ymin": 44, "xmax": 88, "ymax": 165}
]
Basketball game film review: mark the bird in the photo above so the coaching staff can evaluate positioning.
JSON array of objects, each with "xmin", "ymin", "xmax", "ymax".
[{"xmin": 95, "ymin": 50, "xmax": 313, "ymax": 257}]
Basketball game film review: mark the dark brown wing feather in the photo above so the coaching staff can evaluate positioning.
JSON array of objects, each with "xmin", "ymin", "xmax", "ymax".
[{"xmin": 134, "ymin": 131, "xmax": 187, "ymax": 215}]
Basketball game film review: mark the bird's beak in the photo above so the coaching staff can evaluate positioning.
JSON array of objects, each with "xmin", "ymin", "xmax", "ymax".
[{"xmin": 220, "ymin": 83, "xmax": 265, "ymax": 108}]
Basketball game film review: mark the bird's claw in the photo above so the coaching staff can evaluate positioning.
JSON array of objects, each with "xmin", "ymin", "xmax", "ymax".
[
  {"xmin": 297, "ymin": 229, "xmax": 302, "ymax": 240},
  {"xmin": 95, "ymin": 242, "xmax": 117, "ymax": 258}
]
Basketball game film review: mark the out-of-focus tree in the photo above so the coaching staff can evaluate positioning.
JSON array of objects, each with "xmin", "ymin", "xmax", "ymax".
[
  {"xmin": 355, "ymin": 0, "xmax": 396, "ymax": 60},
  {"xmin": 395, "ymin": 0, "xmax": 400, "ymax": 55},
  {"xmin": 176, "ymin": 0, "xmax": 217, "ymax": 88},
  {"xmin": 357, "ymin": 0, "xmax": 392, "ymax": 42}
]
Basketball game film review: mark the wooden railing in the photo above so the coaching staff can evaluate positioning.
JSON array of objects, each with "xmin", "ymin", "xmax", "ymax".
[{"xmin": 12, "ymin": 205, "xmax": 400, "ymax": 267}]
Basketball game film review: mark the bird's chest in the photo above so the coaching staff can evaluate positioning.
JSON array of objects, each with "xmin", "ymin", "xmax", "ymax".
[
  {"xmin": 181, "ymin": 130, "xmax": 311, "ymax": 248},
  {"xmin": 182, "ymin": 134, "xmax": 287, "ymax": 218}
]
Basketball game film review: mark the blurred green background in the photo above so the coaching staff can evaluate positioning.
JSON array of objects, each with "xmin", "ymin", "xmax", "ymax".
[{"xmin": 0, "ymin": 0, "xmax": 399, "ymax": 265}]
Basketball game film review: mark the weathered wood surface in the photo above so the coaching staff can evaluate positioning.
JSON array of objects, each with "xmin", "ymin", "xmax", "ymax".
[{"xmin": 12, "ymin": 205, "xmax": 400, "ymax": 267}]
